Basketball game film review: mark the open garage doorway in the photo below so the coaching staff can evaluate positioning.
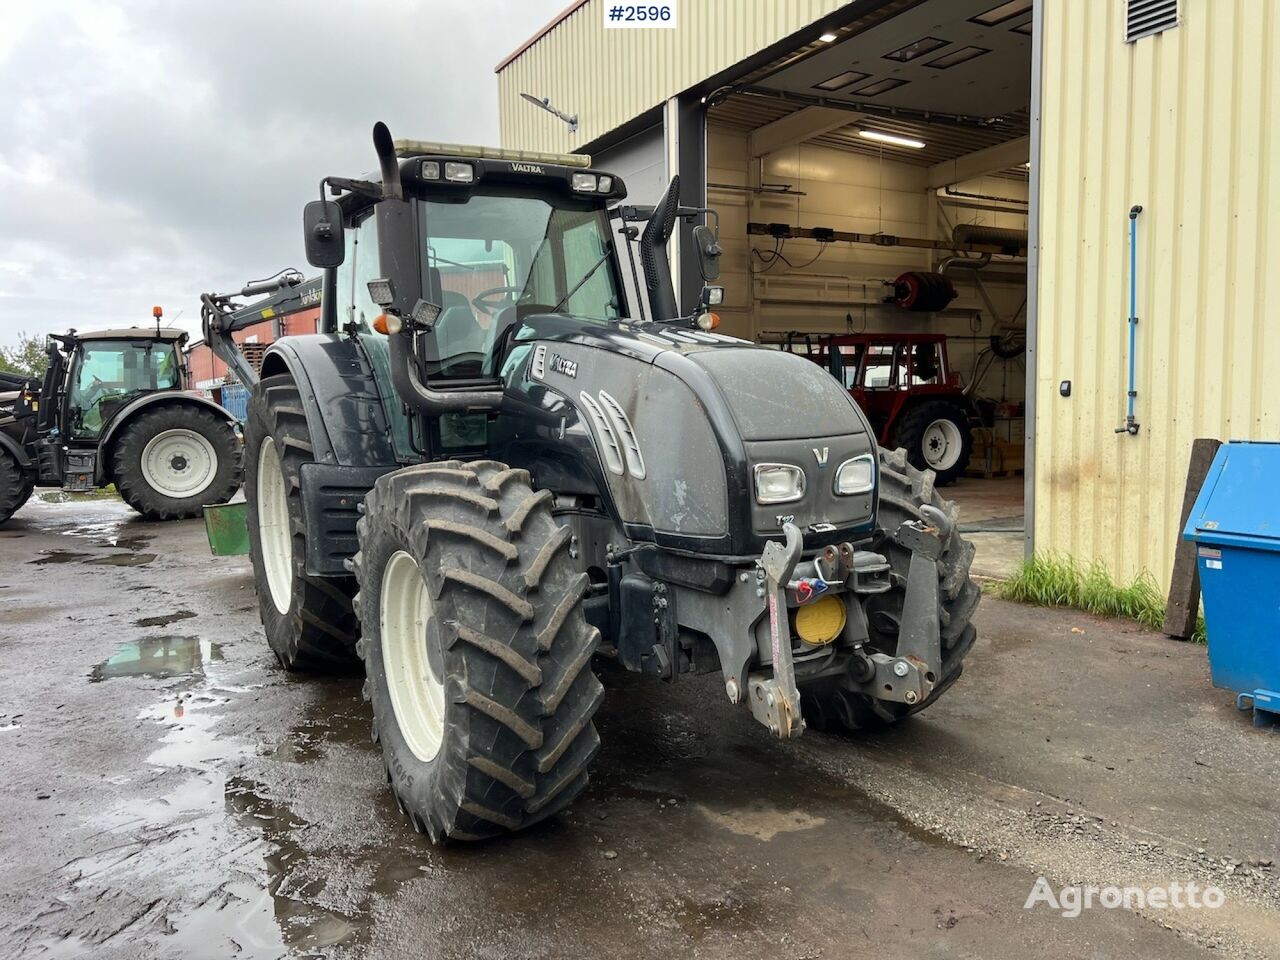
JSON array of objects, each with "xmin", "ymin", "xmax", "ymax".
[{"xmin": 700, "ymin": 0, "xmax": 1034, "ymax": 577}]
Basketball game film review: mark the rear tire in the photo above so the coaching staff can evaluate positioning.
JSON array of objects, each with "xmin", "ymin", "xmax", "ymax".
[
  {"xmin": 353, "ymin": 460, "xmax": 603, "ymax": 842},
  {"xmin": 891, "ymin": 400, "xmax": 972, "ymax": 486},
  {"xmin": 245, "ymin": 374, "xmax": 358, "ymax": 671},
  {"xmin": 0, "ymin": 448, "xmax": 33, "ymax": 524},
  {"xmin": 112, "ymin": 405, "xmax": 241, "ymax": 519},
  {"xmin": 801, "ymin": 447, "xmax": 980, "ymax": 731}
]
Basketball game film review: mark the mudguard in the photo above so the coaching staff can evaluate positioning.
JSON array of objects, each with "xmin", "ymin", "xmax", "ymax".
[
  {"xmin": 259, "ymin": 334, "xmax": 407, "ymax": 576},
  {"xmin": 97, "ymin": 392, "xmax": 238, "ymax": 484},
  {"xmin": 0, "ymin": 430, "xmax": 32, "ymax": 470}
]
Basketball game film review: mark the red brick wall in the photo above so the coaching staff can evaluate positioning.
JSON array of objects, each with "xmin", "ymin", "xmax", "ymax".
[{"xmin": 186, "ymin": 307, "xmax": 319, "ymax": 390}]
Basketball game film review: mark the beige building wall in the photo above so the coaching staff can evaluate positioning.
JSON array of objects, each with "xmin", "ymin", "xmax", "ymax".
[
  {"xmin": 1034, "ymin": 0, "xmax": 1280, "ymax": 583},
  {"xmin": 497, "ymin": 0, "xmax": 854, "ymax": 153}
]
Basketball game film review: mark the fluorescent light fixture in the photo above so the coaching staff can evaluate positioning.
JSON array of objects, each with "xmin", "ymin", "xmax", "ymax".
[
  {"xmin": 848, "ymin": 77, "xmax": 908, "ymax": 97},
  {"xmin": 925, "ymin": 45, "xmax": 991, "ymax": 69},
  {"xmin": 883, "ymin": 36, "xmax": 949, "ymax": 62},
  {"xmin": 813, "ymin": 70, "xmax": 868, "ymax": 91},
  {"xmin": 858, "ymin": 129, "xmax": 926, "ymax": 149},
  {"xmin": 970, "ymin": 0, "xmax": 1033, "ymax": 26},
  {"xmin": 818, "ymin": 31, "xmax": 838, "ymax": 42}
]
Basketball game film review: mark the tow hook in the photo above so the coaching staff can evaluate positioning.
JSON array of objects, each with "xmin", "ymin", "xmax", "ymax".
[
  {"xmin": 877, "ymin": 504, "xmax": 950, "ymax": 705},
  {"xmin": 748, "ymin": 522, "xmax": 806, "ymax": 739}
]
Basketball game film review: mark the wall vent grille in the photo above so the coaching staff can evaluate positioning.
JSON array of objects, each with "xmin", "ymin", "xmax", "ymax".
[{"xmin": 1127, "ymin": 0, "xmax": 1178, "ymax": 42}]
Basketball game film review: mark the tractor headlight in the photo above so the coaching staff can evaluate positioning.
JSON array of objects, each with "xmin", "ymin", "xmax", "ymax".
[
  {"xmin": 754, "ymin": 463, "xmax": 805, "ymax": 504},
  {"xmin": 444, "ymin": 161, "xmax": 474, "ymax": 183},
  {"xmin": 834, "ymin": 454, "xmax": 875, "ymax": 496},
  {"xmin": 571, "ymin": 172, "xmax": 598, "ymax": 192}
]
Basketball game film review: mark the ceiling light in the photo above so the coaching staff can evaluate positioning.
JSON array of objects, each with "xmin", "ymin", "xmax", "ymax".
[
  {"xmin": 883, "ymin": 36, "xmax": 949, "ymax": 62},
  {"xmin": 818, "ymin": 31, "xmax": 838, "ymax": 42},
  {"xmin": 970, "ymin": 0, "xmax": 1033, "ymax": 26},
  {"xmin": 848, "ymin": 77, "xmax": 908, "ymax": 97},
  {"xmin": 813, "ymin": 70, "xmax": 869, "ymax": 91},
  {"xmin": 924, "ymin": 45, "xmax": 991, "ymax": 69},
  {"xmin": 858, "ymin": 129, "xmax": 926, "ymax": 149}
]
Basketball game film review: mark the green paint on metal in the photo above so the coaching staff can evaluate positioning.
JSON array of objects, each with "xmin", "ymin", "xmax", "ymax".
[{"xmin": 203, "ymin": 502, "xmax": 250, "ymax": 556}]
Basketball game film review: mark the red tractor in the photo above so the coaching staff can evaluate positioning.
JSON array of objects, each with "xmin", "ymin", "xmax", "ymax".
[{"xmin": 784, "ymin": 333, "xmax": 975, "ymax": 485}]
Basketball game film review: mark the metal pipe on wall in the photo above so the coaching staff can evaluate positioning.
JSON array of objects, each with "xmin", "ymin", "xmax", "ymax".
[{"xmin": 1116, "ymin": 205, "xmax": 1143, "ymax": 436}]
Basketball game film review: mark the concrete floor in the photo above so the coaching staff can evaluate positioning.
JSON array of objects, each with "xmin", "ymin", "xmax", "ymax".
[
  {"xmin": 948, "ymin": 474, "xmax": 1025, "ymax": 579},
  {"xmin": 1, "ymin": 496, "xmax": 1277, "ymax": 960}
]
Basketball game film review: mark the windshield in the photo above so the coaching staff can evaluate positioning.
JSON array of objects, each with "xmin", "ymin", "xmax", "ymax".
[
  {"xmin": 69, "ymin": 340, "xmax": 179, "ymax": 437},
  {"xmin": 418, "ymin": 190, "xmax": 624, "ymax": 378}
]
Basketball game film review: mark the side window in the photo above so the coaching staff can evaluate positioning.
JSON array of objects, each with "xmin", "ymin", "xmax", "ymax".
[
  {"xmin": 562, "ymin": 216, "xmax": 618, "ymax": 318},
  {"xmin": 863, "ymin": 345, "xmax": 897, "ymax": 389},
  {"xmin": 334, "ymin": 210, "xmax": 380, "ymax": 331}
]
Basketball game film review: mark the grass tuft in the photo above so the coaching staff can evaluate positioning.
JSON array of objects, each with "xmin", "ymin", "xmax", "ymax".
[{"xmin": 995, "ymin": 552, "xmax": 1206, "ymax": 643}]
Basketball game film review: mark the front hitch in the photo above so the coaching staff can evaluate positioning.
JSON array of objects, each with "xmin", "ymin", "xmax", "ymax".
[
  {"xmin": 851, "ymin": 504, "xmax": 951, "ymax": 706},
  {"xmin": 748, "ymin": 522, "xmax": 806, "ymax": 739}
]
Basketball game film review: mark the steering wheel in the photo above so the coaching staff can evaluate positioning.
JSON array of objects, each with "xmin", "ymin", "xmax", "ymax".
[{"xmin": 472, "ymin": 286, "xmax": 523, "ymax": 317}]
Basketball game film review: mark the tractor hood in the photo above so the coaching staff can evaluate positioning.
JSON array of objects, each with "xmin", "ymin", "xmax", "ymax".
[{"xmin": 496, "ymin": 318, "xmax": 879, "ymax": 556}]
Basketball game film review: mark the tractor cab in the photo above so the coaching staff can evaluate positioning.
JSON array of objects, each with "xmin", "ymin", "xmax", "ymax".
[{"xmin": 54, "ymin": 329, "xmax": 187, "ymax": 439}]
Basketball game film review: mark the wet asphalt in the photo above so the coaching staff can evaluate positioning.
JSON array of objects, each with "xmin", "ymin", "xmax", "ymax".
[{"xmin": 1, "ymin": 496, "xmax": 1278, "ymax": 959}]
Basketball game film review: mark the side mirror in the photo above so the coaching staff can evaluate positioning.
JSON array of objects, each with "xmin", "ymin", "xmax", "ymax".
[
  {"xmin": 303, "ymin": 200, "xmax": 345, "ymax": 269},
  {"xmin": 692, "ymin": 223, "xmax": 721, "ymax": 282}
]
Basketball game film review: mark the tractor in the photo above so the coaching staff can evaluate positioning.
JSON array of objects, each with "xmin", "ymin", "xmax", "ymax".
[
  {"xmin": 783, "ymin": 332, "xmax": 976, "ymax": 486},
  {"xmin": 208, "ymin": 124, "xmax": 979, "ymax": 843},
  {"xmin": 0, "ymin": 316, "xmax": 242, "ymax": 524}
]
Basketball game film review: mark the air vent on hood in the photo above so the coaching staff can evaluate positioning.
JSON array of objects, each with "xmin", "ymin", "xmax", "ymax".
[
  {"xmin": 531, "ymin": 344, "xmax": 547, "ymax": 380},
  {"xmin": 578, "ymin": 391, "xmax": 624, "ymax": 475},
  {"xmin": 597, "ymin": 391, "xmax": 646, "ymax": 479}
]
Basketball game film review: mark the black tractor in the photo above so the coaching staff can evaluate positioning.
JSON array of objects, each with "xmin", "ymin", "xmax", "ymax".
[
  {"xmin": 0, "ymin": 317, "xmax": 242, "ymax": 524},
  {"xmin": 208, "ymin": 125, "xmax": 980, "ymax": 843}
]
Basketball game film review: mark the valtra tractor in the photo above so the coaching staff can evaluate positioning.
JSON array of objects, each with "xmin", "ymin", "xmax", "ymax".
[
  {"xmin": 207, "ymin": 124, "xmax": 980, "ymax": 842},
  {"xmin": 0, "ymin": 315, "xmax": 241, "ymax": 524}
]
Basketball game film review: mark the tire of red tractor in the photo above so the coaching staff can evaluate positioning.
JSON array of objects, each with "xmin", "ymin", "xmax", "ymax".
[
  {"xmin": 800, "ymin": 447, "xmax": 980, "ymax": 732},
  {"xmin": 245, "ymin": 374, "xmax": 358, "ymax": 671},
  {"xmin": 0, "ymin": 448, "xmax": 33, "ymax": 525},
  {"xmin": 111, "ymin": 405, "xmax": 242, "ymax": 520},
  {"xmin": 890, "ymin": 399, "xmax": 973, "ymax": 487},
  {"xmin": 353, "ymin": 460, "xmax": 604, "ymax": 842}
]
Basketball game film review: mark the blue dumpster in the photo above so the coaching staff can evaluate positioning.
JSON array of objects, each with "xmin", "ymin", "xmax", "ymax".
[{"xmin": 1183, "ymin": 441, "xmax": 1280, "ymax": 725}]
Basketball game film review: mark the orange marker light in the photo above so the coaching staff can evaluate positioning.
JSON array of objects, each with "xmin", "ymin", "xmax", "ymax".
[
  {"xmin": 373, "ymin": 314, "xmax": 390, "ymax": 335},
  {"xmin": 152, "ymin": 305, "xmax": 163, "ymax": 318}
]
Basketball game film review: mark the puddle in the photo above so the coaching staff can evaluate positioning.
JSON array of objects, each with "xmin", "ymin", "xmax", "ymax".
[
  {"xmin": 134, "ymin": 610, "xmax": 197, "ymax": 628},
  {"xmin": 28, "ymin": 550, "xmax": 92, "ymax": 565},
  {"xmin": 90, "ymin": 636, "xmax": 221, "ymax": 682},
  {"xmin": 96, "ymin": 534, "xmax": 153, "ymax": 551},
  {"xmin": 85, "ymin": 552, "xmax": 156, "ymax": 567}
]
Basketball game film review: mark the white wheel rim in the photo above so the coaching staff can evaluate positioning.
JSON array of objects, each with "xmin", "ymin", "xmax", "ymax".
[
  {"xmin": 257, "ymin": 437, "xmax": 293, "ymax": 615},
  {"xmin": 380, "ymin": 550, "xmax": 446, "ymax": 763},
  {"xmin": 921, "ymin": 418, "xmax": 963, "ymax": 471},
  {"xmin": 140, "ymin": 428, "xmax": 217, "ymax": 499}
]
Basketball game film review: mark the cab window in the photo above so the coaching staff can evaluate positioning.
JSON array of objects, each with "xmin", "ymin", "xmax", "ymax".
[{"xmin": 69, "ymin": 341, "xmax": 179, "ymax": 437}]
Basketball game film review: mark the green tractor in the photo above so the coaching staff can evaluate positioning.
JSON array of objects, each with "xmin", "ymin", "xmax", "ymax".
[
  {"xmin": 0, "ymin": 317, "xmax": 242, "ymax": 524},
  {"xmin": 208, "ymin": 124, "xmax": 979, "ymax": 842}
]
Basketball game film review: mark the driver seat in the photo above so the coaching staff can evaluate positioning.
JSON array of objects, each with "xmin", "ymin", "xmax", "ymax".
[{"xmin": 429, "ymin": 269, "xmax": 486, "ymax": 372}]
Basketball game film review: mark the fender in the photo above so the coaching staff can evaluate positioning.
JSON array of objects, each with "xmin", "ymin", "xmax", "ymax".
[
  {"xmin": 0, "ymin": 430, "xmax": 32, "ymax": 470},
  {"xmin": 259, "ymin": 335, "xmax": 404, "ymax": 577},
  {"xmin": 258, "ymin": 335, "xmax": 402, "ymax": 468},
  {"xmin": 96, "ymin": 392, "xmax": 238, "ymax": 484}
]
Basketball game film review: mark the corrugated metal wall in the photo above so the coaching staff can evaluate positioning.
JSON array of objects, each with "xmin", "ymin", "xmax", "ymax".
[
  {"xmin": 497, "ymin": 0, "xmax": 850, "ymax": 152},
  {"xmin": 1035, "ymin": 0, "xmax": 1279, "ymax": 583}
]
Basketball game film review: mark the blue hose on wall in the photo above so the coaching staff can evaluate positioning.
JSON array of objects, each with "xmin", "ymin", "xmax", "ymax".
[{"xmin": 1117, "ymin": 204, "xmax": 1143, "ymax": 435}]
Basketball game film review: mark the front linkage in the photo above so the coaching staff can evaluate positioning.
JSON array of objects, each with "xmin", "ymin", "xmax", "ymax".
[{"xmin": 745, "ymin": 505, "xmax": 954, "ymax": 739}]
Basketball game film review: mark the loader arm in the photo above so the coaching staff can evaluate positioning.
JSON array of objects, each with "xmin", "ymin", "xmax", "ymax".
[{"xmin": 199, "ymin": 272, "xmax": 322, "ymax": 388}]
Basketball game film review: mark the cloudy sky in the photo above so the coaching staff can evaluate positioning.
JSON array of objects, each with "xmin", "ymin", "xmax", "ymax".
[{"xmin": 0, "ymin": 0, "xmax": 566, "ymax": 347}]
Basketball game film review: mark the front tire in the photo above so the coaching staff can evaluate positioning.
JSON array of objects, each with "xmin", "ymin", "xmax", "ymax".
[
  {"xmin": 801, "ymin": 447, "xmax": 980, "ymax": 732},
  {"xmin": 354, "ymin": 460, "xmax": 604, "ymax": 842},
  {"xmin": 112, "ymin": 405, "xmax": 242, "ymax": 519},
  {"xmin": 0, "ymin": 448, "xmax": 33, "ymax": 524},
  {"xmin": 245, "ymin": 374, "xmax": 358, "ymax": 671}
]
